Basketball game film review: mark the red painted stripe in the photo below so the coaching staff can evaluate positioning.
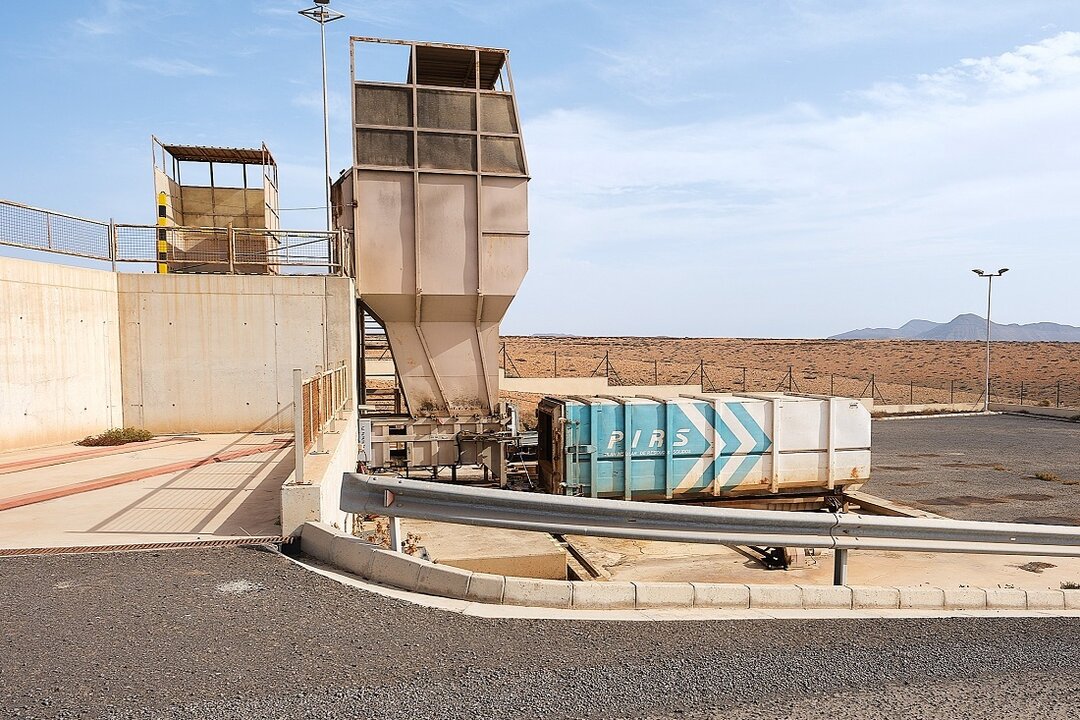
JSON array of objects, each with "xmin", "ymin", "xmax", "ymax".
[
  {"xmin": 0, "ymin": 437, "xmax": 201, "ymax": 475},
  {"xmin": 0, "ymin": 439, "xmax": 293, "ymax": 513}
]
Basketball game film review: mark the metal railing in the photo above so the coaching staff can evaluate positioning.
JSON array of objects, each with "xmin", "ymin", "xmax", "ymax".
[
  {"xmin": 1, "ymin": 198, "xmax": 349, "ymax": 275},
  {"xmin": 293, "ymin": 363, "xmax": 352, "ymax": 485},
  {"xmin": 0, "ymin": 199, "xmax": 112, "ymax": 260},
  {"xmin": 341, "ymin": 474, "xmax": 1080, "ymax": 585}
]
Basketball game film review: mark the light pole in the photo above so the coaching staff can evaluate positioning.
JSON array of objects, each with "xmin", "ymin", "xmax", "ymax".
[
  {"xmin": 972, "ymin": 268, "xmax": 1009, "ymax": 412},
  {"xmin": 299, "ymin": 0, "xmax": 345, "ymax": 231}
]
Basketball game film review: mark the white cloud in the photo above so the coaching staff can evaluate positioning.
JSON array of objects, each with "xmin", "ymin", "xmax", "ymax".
[
  {"xmin": 861, "ymin": 31, "xmax": 1080, "ymax": 105},
  {"xmin": 508, "ymin": 33, "xmax": 1080, "ymax": 335},
  {"xmin": 73, "ymin": 0, "xmax": 142, "ymax": 36},
  {"xmin": 133, "ymin": 57, "xmax": 217, "ymax": 77}
]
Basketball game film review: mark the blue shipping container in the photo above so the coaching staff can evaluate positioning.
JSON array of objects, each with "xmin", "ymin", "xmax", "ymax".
[{"xmin": 536, "ymin": 394, "xmax": 871, "ymax": 500}]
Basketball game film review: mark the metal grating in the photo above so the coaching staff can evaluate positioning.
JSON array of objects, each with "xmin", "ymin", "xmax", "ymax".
[{"xmin": 0, "ymin": 536, "xmax": 295, "ymax": 557}]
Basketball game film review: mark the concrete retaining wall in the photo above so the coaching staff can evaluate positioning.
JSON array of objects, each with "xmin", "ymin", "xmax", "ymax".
[
  {"xmin": 0, "ymin": 257, "xmax": 123, "ymax": 450},
  {"xmin": 873, "ymin": 402, "xmax": 983, "ymax": 416},
  {"xmin": 301, "ymin": 522, "xmax": 1080, "ymax": 613},
  {"xmin": 990, "ymin": 404, "xmax": 1080, "ymax": 420},
  {"xmin": 117, "ymin": 273, "xmax": 355, "ymax": 433},
  {"xmin": 281, "ymin": 411, "xmax": 359, "ymax": 536},
  {"xmin": 498, "ymin": 369, "xmax": 702, "ymax": 398}
]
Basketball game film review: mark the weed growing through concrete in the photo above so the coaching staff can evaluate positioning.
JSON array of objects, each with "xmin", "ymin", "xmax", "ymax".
[
  {"xmin": 77, "ymin": 427, "xmax": 154, "ymax": 446},
  {"xmin": 366, "ymin": 517, "xmax": 423, "ymax": 556},
  {"xmin": 1061, "ymin": 581, "xmax": 1080, "ymax": 590},
  {"xmin": 1034, "ymin": 471, "xmax": 1061, "ymax": 482}
]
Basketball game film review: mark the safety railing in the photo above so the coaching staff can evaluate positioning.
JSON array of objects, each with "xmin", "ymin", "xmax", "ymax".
[
  {"xmin": 0, "ymin": 198, "xmax": 350, "ymax": 276},
  {"xmin": 341, "ymin": 474, "xmax": 1080, "ymax": 585},
  {"xmin": 0, "ymin": 199, "xmax": 112, "ymax": 260},
  {"xmin": 293, "ymin": 363, "xmax": 351, "ymax": 485}
]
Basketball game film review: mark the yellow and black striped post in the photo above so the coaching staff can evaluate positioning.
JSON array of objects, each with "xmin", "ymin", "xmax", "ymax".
[{"xmin": 156, "ymin": 191, "xmax": 169, "ymax": 274}]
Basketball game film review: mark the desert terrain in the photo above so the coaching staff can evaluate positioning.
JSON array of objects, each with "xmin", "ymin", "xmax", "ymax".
[{"xmin": 499, "ymin": 336, "xmax": 1080, "ymax": 409}]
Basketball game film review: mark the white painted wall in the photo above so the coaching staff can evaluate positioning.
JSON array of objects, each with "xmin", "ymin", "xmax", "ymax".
[
  {"xmin": 0, "ymin": 257, "xmax": 122, "ymax": 450},
  {"xmin": 118, "ymin": 273, "xmax": 355, "ymax": 433}
]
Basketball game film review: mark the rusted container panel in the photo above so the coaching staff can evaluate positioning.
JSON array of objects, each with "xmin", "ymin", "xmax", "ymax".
[{"xmin": 537, "ymin": 394, "xmax": 871, "ymax": 500}]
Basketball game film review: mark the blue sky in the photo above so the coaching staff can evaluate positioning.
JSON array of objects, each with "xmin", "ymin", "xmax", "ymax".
[{"xmin": 3, "ymin": 1, "xmax": 1080, "ymax": 337}]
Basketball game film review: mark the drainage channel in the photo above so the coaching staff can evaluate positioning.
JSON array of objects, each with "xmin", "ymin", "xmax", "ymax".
[{"xmin": 0, "ymin": 536, "xmax": 295, "ymax": 558}]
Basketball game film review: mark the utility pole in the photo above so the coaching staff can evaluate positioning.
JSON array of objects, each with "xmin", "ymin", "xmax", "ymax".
[
  {"xmin": 299, "ymin": 0, "xmax": 345, "ymax": 231},
  {"xmin": 972, "ymin": 268, "xmax": 1009, "ymax": 412}
]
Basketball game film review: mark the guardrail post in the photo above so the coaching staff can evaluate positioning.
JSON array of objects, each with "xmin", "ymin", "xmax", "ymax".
[
  {"xmin": 833, "ymin": 548, "xmax": 848, "ymax": 586},
  {"xmin": 293, "ymin": 368, "xmax": 305, "ymax": 485},
  {"xmin": 388, "ymin": 515, "xmax": 403, "ymax": 553}
]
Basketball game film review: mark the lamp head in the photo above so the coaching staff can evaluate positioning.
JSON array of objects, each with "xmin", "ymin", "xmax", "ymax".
[
  {"xmin": 998, "ymin": 268, "xmax": 1009, "ymax": 275},
  {"xmin": 972, "ymin": 269, "xmax": 985, "ymax": 276}
]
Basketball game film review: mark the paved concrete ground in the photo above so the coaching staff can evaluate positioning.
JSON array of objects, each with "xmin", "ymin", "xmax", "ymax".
[
  {"xmin": 865, "ymin": 413, "xmax": 1080, "ymax": 524},
  {"xmin": 2, "ymin": 547, "xmax": 1077, "ymax": 719},
  {"xmin": 563, "ymin": 413, "xmax": 1080, "ymax": 588},
  {"xmin": 564, "ymin": 534, "xmax": 1080, "ymax": 589},
  {"xmin": 0, "ymin": 433, "xmax": 290, "ymax": 548}
]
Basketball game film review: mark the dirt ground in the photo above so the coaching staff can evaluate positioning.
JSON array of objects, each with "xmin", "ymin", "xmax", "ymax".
[{"xmin": 500, "ymin": 336, "xmax": 1080, "ymax": 408}]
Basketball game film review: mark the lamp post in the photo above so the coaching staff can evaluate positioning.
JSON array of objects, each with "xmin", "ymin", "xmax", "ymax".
[
  {"xmin": 972, "ymin": 268, "xmax": 1009, "ymax": 412},
  {"xmin": 299, "ymin": 0, "xmax": 345, "ymax": 232}
]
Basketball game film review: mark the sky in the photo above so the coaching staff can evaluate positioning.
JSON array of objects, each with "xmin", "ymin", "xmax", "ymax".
[{"xmin": 2, "ymin": 1, "xmax": 1080, "ymax": 337}]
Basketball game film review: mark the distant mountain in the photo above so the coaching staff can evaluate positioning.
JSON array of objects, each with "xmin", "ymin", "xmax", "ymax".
[{"xmin": 830, "ymin": 314, "xmax": 1080, "ymax": 342}]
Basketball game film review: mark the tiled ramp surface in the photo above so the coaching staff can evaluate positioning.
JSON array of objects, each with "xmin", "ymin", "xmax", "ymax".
[{"xmin": 0, "ymin": 433, "xmax": 291, "ymax": 548}]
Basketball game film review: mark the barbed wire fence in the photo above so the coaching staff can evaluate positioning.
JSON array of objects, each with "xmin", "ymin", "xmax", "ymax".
[{"xmin": 499, "ymin": 343, "xmax": 1080, "ymax": 409}]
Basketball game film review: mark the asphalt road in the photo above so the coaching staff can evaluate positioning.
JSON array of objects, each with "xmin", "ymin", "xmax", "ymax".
[
  {"xmin": 864, "ymin": 413, "xmax": 1080, "ymax": 524},
  {"xmin": 2, "ymin": 547, "xmax": 1078, "ymax": 719}
]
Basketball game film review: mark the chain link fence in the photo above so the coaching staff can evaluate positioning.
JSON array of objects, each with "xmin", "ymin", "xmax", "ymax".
[{"xmin": 500, "ymin": 346, "xmax": 1080, "ymax": 410}]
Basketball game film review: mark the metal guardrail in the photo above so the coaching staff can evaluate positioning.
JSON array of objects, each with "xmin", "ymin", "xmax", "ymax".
[
  {"xmin": 341, "ymin": 474, "xmax": 1080, "ymax": 585},
  {"xmin": 292, "ymin": 363, "xmax": 351, "ymax": 485},
  {"xmin": 0, "ymin": 198, "xmax": 349, "ymax": 275}
]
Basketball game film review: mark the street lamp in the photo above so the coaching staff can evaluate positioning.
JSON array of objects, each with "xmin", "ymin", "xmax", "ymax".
[
  {"xmin": 972, "ymin": 267, "xmax": 1009, "ymax": 412},
  {"xmin": 299, "ymin": 0, "xmax": 345, "ymax": 231}
]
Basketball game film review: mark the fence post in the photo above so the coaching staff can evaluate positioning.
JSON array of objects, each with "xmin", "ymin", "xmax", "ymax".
[
  {"xmin": 554, "ymin": 350, "xmax": 558, "ymax": 378},
  {"xmin": 653, "ymin": 360, "xmax": 658, "ymax": 385},
  {"xmin": 227, "ymin": 223, "xmax": 235, "ymax": 274},
  {"xmin": 45, "ymin": 212, "xmax": 53, "ymax": 249},
  {"xmin": 787, "ymin": 365, "xmax": 793, "ymax": 393},
  {"xmin": 950, "ymin": 380, "xmax": 954, "ymax": 405},
  {"xmin": 829, "ymin": 373, "xmax": 834, "ymax": 396},
  {"xmin": 1020, "ymin": 381, "xmax": 1025, "ymax": 406},
  {"xmin": 742, "ymin": 367, "xmax": 747, "ymax": 391},
  {"xmin": 293, "ymin": 368, "xmax": 305, "ymax": 485},
  {"xmin": 909, "ymin": 381, "xmax": 913, "ymax": 405},
  {"xmin": 1057, "ymin": 381, "xmax": 1061, "ymax": 408},
  {"xmin": 109, "ymin": 218, "xmax": 117, "ymax": 272}
]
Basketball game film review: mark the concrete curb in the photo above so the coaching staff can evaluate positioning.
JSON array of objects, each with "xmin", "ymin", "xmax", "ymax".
[{"xmin": 300, "ymin": 522, "xmax": 1080, "ymax": 613}]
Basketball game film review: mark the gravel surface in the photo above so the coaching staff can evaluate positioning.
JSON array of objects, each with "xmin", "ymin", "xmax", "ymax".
[
  {"xmin": 2, "ymin": 547, "xmax": 1078, "ymax": 719},
  {"xmin": 865, "ymin": 414, "xmax": 1080, "ymax": 524}
]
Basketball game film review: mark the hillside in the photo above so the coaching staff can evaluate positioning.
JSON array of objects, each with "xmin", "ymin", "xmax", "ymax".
[{"xmin": 831, "ymin": 314, "xmax": 1080, "ymax": 342}]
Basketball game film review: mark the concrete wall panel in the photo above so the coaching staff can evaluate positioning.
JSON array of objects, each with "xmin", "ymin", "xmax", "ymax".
[
  {"xmin": 118, "ymin": 274, "xmax": 354, "ymax": 433},
  {"xmin": 0, "ymin": 257, "xmax": 122, "ymax": 450}
]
